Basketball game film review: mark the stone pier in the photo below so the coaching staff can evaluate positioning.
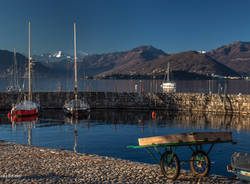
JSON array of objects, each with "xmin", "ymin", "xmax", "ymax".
[{"xmin": 0, "ymin": 92, "xmax": 250, "ymax": 114}]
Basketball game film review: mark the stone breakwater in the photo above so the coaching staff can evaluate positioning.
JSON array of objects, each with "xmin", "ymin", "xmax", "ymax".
[
  {"xmin": 1, "ymin": 92, "xmax": 250, "ymax": 114},
  {"xmin": 0, "ymin": 141, "xmax": 238, "ymax": 184}
]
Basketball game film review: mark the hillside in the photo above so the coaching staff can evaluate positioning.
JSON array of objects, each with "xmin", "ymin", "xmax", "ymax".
[
  {"xmin": 208, "ymin": 41, "xmax": 250, "ymax": 75},
  {"xmin": 43, "ymin": 45, "xmax": 168, "ymax": 77},
  {"xmin": 98, "ymin": 50, "xmax": 239, "ymax": 78},
  {"xmin": 0, "ymin": 50, "xmax": 63, "ymax": 78},
  {"xmin": 0, "ymin": 50, "xmax": 26, "ymax": 77},
  {"xmin": 79, "ymin": 45, "xmax": 168, "ymax": 76}
]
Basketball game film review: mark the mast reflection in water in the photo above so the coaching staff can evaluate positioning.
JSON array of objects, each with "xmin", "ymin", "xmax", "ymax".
[
  {"xmin": 10, "ymin": 115, "xmax": 39, "ymax": 145},
  {"xmin": 1, "ymin": 109, "xmax": 250, "ymax": 177}
]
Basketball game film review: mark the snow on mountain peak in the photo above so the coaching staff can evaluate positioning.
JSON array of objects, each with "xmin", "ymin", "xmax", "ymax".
[
  {"xmin": 79, "ymin": 50, "xmax": 89, "ymax": 56},
  {"xmin": 54, "ymin": 51, "xmax": 62, "ymax": 58}
]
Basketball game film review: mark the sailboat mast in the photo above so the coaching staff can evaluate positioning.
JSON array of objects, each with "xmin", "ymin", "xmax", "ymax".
[
  {"xmin": 74, "ymin": 23, "xmax": 78, "ymax": 100},
  {"xmin": 28, "ymin": 21, "xmax": 32, "ymax": 101},
  {"xmin": 11, "ymin": 48, "xmax": 16, "ymax": 88},
  {"xmin": 13, "ymin": 48, "xmax": 18, "ymax": 88},
  {"xmin": 167, "ymin": 62, "xmax": 170, "ymax": 82}
]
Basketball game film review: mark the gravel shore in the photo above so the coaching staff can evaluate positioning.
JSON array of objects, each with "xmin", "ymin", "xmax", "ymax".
[{"xmin": 0, "ymin": 141, "xmax": 239, "ymax": 183}]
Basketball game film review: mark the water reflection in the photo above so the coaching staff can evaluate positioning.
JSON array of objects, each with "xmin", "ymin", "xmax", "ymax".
[
  {"xmin": 1, "ymin": 78, "xmax": 250, "ymax": 94},
  {"xmin": 79, "ymin": 109, "xmax": 250, "ymax": 132},
  {"xmin": 1, "ymin": 109, "xmax": 250, "ymax": 132},
  {"xmin": 10, "ymin": 115, "xmax": 39, "ymax": 145},
  {"xmin": 154, "ymin": 111, "xmax": 250, "ymax": 132},
  {"xmin": 65, "ymin": 117, "xmax": 78, "ymax": 152}
]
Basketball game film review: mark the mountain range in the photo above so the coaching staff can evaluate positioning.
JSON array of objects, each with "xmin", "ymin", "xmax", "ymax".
[
  {"xmin": 208, "ymin": 41, "xmax": 250, "ymax": 76},
  {"xmin": 1, "ymin": 41, "xmax": 250, "ymax": 79},
  {"xmin": 32, "ymin": 50, "xmax": 90, "ymax": 63}
]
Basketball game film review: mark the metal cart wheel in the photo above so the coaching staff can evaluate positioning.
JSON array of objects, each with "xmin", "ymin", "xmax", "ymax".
[
  {"xmin": 160, "ymin": 151, "xmax": 180, "ymax": 180},
  {"xmin": 190, "ymin": 150, "xmax": 210, "ymax": 177}
]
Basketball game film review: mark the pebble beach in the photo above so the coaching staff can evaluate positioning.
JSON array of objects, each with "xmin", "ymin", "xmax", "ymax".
[{"xmin": 0, "ymin": 140, "xmax": 239, "ymax": 184}]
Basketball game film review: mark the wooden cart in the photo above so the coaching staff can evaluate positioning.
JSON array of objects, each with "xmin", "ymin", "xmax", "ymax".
[{"xmin": 127, "ymin": 132, "xmax": 236, "ymax": 180}]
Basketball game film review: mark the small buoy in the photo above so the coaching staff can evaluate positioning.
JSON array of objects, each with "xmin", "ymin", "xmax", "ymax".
[
  {"xmin": 7, "ymin": 112, "xmax": 11, "ymax": 119},
  {"xmin": 152, "ymin": 111, "xmax": 156, "ymax": 119},
  {"xmin": 142, "ymin": 86, "xmax": 144, "ymax": 93}
]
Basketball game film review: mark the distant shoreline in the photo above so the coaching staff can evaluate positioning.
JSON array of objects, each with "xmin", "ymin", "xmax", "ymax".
[{"xmin": 82, "ymin": 73, "xmax": 244, "ymax": 80}]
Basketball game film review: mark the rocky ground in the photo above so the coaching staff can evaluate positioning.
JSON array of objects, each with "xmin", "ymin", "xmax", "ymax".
[{"xmin": 0, "ymin": 140, "xmax": 240, "ymax": 184}]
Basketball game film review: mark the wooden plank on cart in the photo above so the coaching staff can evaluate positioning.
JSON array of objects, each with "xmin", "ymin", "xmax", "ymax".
[
  {"xmin": 191, "ymin": 132, "xmax": 232, "ymax": 142},
  {"xmin": 138, "ymin": 132, "xmax": 232, "ymax": 146}
]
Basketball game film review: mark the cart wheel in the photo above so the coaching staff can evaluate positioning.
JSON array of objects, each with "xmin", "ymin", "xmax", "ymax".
[
  {"xmin": 160, "ymin": 151, "xmax": 180, "ymax": 180},
  {"xmin": 190, "ymin": 150, "xmax": 210, "ymax": 177}
]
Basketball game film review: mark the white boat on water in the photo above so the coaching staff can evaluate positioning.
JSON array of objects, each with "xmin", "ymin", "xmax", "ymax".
[
  {"xmin": 63, "ymin": 23, "xmax": 90, "ymax": 118},
  {"xmin": 160, "ymin": 62, "xmax": 176, "ymax": 93},
  {"xmin": 161, "ymin": 82, "xmax": 176, "ymax": 92}
]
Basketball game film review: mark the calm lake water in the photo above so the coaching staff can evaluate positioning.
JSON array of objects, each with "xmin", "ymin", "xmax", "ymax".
[
  {"xmin": 0, "ymin": 109, "xmax": 250, "ymax": 177},
  {"xmin": 1, "ymin": 77, "xmax": 250, "ymax": 94}
]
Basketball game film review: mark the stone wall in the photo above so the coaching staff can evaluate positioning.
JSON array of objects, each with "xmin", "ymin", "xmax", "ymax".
[{"xmin": 1, "ymin": 92, "xmax": 250, "ymax": 114}]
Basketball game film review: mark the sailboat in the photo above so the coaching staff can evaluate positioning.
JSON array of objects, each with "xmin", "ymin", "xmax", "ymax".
[
  {"xmin": 9, "ymin": 21, "xmax": 40, "ymax": 118},
  {"xmin": 160, "ymin": 62, "xmax": 176, "ymax": 93},
  {"xmin": 63, "ymin": 23, "xmax": 90, "ymax": 118},
  {"xmin": 7, "ymin": 48, "xmax": 21, "ymax": 92}
]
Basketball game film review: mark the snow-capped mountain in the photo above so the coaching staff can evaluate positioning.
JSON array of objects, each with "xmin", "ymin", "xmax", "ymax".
[
  {"xmin": 32, "ymin": 50, "xmax": 89, "ymax": 62},
  {"xmin": 53, "ymin": 51, "xmax": 62, "ymax": 58},
  {"xmin": 32, "ymin": 51, "xmax": 71, "ymax": 62},
  {"xmin": 78, "ymin": 50, "xmax": 89, "ymax": 57}
]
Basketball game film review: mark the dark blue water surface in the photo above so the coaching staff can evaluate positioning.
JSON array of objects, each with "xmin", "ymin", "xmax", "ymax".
[
  {"xmin": 0, "ymin": 109, "xmax": 250, "ymax": 177},
  {"xmin": 2, "ymin": 77, "xmax": 250, "ymax": 94}
]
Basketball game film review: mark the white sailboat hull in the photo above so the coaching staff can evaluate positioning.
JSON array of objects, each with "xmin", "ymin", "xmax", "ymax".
[
  {"xmin": 64, "ymin": 99, "xmax": 89, "ymax": 117},
  {"xmin": 161, "ymin": 82, "xmax": 176, "ymax": 93}
]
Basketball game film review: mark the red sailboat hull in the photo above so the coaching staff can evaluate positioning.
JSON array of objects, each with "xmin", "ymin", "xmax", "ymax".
[
  {"xmin": 8, "ymin": 100, "xmax": 40, "ymax": 119},
  {"xmin": 10, "ymin": 114, "xmax": 38, "ymax": 123},
  {"xmin": 11, "ymin": 108, "xmax": 38, "ymax": 117}
]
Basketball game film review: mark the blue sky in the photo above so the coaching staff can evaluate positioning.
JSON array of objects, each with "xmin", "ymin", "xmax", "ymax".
[{"xmin": 0, "ymin": 0, "xmax": 250, "ymax": 55}]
